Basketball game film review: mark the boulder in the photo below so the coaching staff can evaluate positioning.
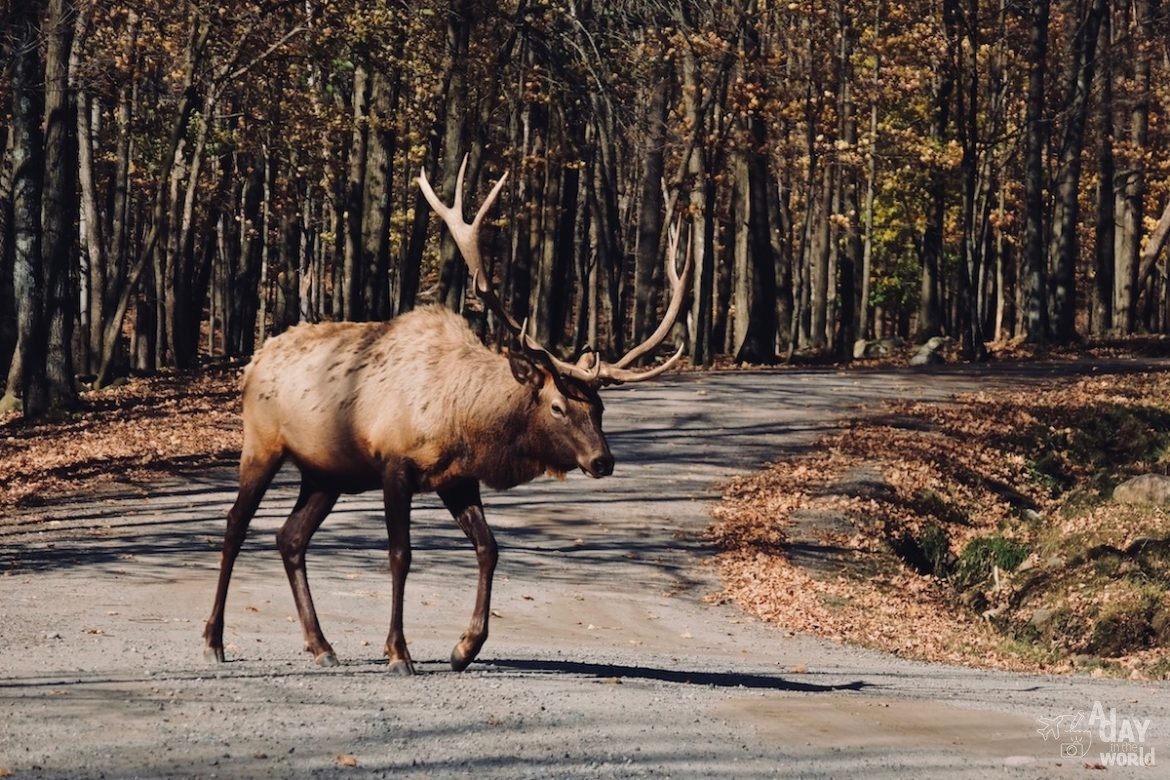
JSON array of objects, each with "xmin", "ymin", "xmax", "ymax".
[
  {"xmin": 1112, "ymin": 473, "xmax": 1170, "ymax": 506},
  {"xmin": 853, "ymin": 337, "xmax": 907, "ymax": 359},
  {"xmin": 909, "ymin": 335, "xmax": 954, "ymax": 366}
]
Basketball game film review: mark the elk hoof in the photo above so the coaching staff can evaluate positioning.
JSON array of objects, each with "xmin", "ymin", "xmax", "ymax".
[
  {"xmin": 450, "ymin": 644, "xmax": 478, "ymax": 672},
  {"xmin": 314, "ymin": 651, "xmax": 339, "ymax": 667},
  {"xmin": 388, "ymin": 659, "xmax": 415, "ymax": 676},
  {"xmin": 204, "ymin": 646, "xmax": 225, "ymax": 663}
]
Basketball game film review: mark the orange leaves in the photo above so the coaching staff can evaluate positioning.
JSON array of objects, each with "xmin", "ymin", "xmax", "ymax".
[
  {"xmin": 710, "ymin": 369, "xmax": 1170, "ymax": 677},
  {"xmin": 0, "ymin": 371, "xmax": 243, "ymax": 512}
]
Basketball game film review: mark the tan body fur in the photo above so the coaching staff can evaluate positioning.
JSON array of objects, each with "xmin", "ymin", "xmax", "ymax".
[{"xmin": 243, "ymin": 306, "xmax": 562, "ymax": 493}]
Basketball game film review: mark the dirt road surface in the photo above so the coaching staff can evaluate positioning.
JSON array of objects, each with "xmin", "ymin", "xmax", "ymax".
[{"xmin": 2, "ymin": 363, "xmax": 1167, "ymax": 778}]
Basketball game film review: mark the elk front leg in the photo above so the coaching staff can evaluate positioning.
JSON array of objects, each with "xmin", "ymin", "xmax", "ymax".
[
  {"xmin": 382, "ymin": 468, "xmax": 414, "ymax": 675},
  {"xmin": 438, "ymin": 480, "xmax": 497, "ymax": 672},
  {"xmin": 275, "ymin": 480, "xmax": 340, "ymax": 666},
  {"xmin": 204, "ymin": 449, "xmax": 282, "ymax": 662}
]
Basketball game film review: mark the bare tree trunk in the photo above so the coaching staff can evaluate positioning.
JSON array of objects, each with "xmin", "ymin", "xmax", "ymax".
[
  {"xmin": 859, "ymin": 5, "xmax": 880, "ymax": 342},
  {"xmin": 1115, "ymin": 0, "xmax": 1150, "ymax": 332},
  {"xmin": 1092, "ymin": 5, "xmax": 1114, "ymax": 335},
  {"xmin": 436, "ymin": 0, "xmax": 473, "ymax": 312},
  {"xmin": 835, "ymin": 4, "xmax": 860, "ymax": 360},
  {"xmin": 0, "ymin": 129, "xmax": 14, "ymax": 383},
  {"xmin": 732, "ymin": 153, "xmax": 750, "ymax": 356},
  {"xmin": 734, "ymin": 5, "xmax": 778, "ymax": 365},
  {"xmin": 1022, "ymin": 0, "xmax": 1050, "ymax": 343},
  {"xmin": 917, "ymin": 7, "xmax": 954, "ymax": 342},
  {"xmin": 1135, "ymin": 199, "xmax": 1170, "ymax": 296},
  {"xmin": 343, "ymin": 61, "xmax": 370, "ymax": 321},
  {"xmin": 808, "ymin": 168, "xmax": 831, "ymax": 351},
  {"xmin": 41, "ymin": 0, "xmax": 79, "ymax": 407},
  {"xmin": 362, "ymin": 69, "xmax": 397, "ymax": 321},
  {"xmin": 633, "ymin": 65, "xmax": 670, "ymax": 352},
  {"xmin": 1050, "ymin": 0, "xmax": 1106, "ymax": 342},
  {"xmin": 4, "ymin": 0, "xmax": 49, "ymax": 416}
]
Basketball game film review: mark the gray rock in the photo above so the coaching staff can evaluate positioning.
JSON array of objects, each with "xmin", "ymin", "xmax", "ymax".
[
  {"xmin": 909, "ymin": 335, "xmax": 954, "ymax": 366},
  {"xmin": 910, "ymin": 350, "xmax": 943, "ymax": 366},
  {"xmin": 1029, "ymin": 608, "xmax": 1056, "ymax": 629},
  {"xmin": 1112, "ymin": 473, "xmax": 1170, "ymax": 505},
  {"xmin": 854, "ymin": 337, "xmax": 908, "ymax": 359}
]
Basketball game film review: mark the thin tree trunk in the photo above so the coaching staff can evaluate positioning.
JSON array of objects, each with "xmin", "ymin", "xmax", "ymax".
[
  {"xmin": 436, "ymin": 0, "xmax": 473, "ymax": 312},
  {"xmin": 343, "ymin": 61, "xmax": 370, "ymax": 321},
  {"xmin": 1092, "ymin": 5, "xmax": 1114, "ymax": 335},
  {"xmin": 1116, "ymin": 0, "xmax": 1150, "ymax": 331},
  {"xmin": 4, "ymin": 0, "xmax": 49, "ymax": 416},
  {"xmin": 362, "ymin": 69, "xmax": 396, "ymax": 321},
  {"xmin": 633, "ymin": 65, "xmax": 670, "ymax": 352},
  {"xmin": 917, "ymin": 8, "xmax": 954, "ymax": 342},
  {"xmin": 0, "ymin": 129, "xmax": 14, "ymax": 383},
  {"xmin": 1050, "ymin": 0, "xmax": 1106, "ymax": 342},
  {"xmin": 1022, "ymin": 0, "xmax": 1051, "ymax": 342}
]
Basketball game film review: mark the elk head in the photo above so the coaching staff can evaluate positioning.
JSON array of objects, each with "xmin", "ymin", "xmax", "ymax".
[{"xmin": 417, "ymin": 157, "xmax": 692, "ymax": 478}]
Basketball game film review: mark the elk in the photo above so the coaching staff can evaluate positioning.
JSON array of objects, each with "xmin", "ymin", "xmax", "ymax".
[{"xmin": 203, "ymin": 157, "xmax": 691, "ymax": 674}]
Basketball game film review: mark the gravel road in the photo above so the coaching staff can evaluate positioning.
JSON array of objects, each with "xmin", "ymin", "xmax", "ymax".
[{"xmin": 2, "ymin": 362, "xmax": 1167, "ymax": 778}]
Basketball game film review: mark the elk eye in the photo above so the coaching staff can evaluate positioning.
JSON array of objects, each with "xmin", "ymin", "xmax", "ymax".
[{"xmin": 551, "ymin": 400, "xmax": 567, "ymax": 418}]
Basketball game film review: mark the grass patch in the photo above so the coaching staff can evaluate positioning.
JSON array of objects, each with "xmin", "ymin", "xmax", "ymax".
[{"xmin": 953, "ymin": 535, "xmax": 1029, "ymax": 590}]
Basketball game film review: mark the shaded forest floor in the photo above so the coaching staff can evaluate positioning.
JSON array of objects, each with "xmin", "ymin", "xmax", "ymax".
[
  {"xmin": 0, "ymin": 367, "xmax": 243, "ymax": 511},
  {"xmin": 710, "ymin": 369, "xmax": 1170, "ymax": 680}
]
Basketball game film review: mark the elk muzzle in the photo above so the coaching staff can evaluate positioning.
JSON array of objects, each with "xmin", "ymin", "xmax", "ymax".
[{"xmin": 581, "ymin": 449, "xmax": 614, "ymax": 478}]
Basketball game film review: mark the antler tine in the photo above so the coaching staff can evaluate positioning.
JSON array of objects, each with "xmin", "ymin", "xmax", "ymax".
[
  {"xmin": 516, "ymin": 318, "xmax": 604, "ymax": 384},
  {"xmin": 472, "ymin": 171, "xmax": 509, "ymax": 230},
  {"xmin": 608, "ymin": 217, "xmax": 693, "ymax": 373},
  {"xmin": 598, "ymin": 343, "xmax": 686, "ymax": 385},
  {"xmin": 418, "ymin": 158, "xmax": 513, "ymax": 326}
]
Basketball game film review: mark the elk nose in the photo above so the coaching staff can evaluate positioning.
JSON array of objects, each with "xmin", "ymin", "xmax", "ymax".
[{"xmin": 590, "ymin": 454, "xmax": 614, "ymax": 478}]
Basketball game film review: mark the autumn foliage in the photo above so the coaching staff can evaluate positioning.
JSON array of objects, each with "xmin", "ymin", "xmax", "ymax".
[{"xmin": 710, "ymin": 369, "xmax": 1170, "ymax": 679}]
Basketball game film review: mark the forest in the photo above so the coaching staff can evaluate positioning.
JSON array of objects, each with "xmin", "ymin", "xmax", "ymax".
[{"xmin": 1, "ymin": 0, "xmax": 1169, "ymax": 419}]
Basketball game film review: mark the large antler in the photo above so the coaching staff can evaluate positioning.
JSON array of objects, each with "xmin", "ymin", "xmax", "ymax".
[
  {"xmin": 595, "ymin": 220, "xmax": 692, "ymax": 384},
  {"xmin": 417, "ymin": 156, "xmax": 691, "ymax": 387}
]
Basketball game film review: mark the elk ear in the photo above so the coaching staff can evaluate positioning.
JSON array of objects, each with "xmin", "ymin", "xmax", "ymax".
[{"xmin": 508, "ymin": 348, "xmax": 546, "ymax": 388}]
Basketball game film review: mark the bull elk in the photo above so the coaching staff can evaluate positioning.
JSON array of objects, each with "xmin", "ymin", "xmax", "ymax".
[{"xmin": 203, "ymin": 157, "xmax": 691, "ymax": 674}]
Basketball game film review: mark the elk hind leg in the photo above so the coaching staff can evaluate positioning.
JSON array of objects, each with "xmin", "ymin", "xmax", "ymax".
[
  {"xmin": 439, "ymin": 480, "xmax": 497, "ymax": 672},
  {"xmin": 203, "ymin": 449, "xmax": 283, "ymax": 662},
  {"xmin": 276, "ymin": 477, "xmax": 340, "ymax": 666},
  {"xmin": 382, "ymin": 468, "xmax": 414, "ymax": 675}
]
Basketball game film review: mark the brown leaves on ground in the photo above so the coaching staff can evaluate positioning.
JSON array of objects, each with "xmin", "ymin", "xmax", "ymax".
[
  {"xmin": 0, "ymin": 369, "xmax": 243, "ymax": 512},
  {"xmin": 710, "ymin": 370, "xmax": 1170, "ymax": 678}
]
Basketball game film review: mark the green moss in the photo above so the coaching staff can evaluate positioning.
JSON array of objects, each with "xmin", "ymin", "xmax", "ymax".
[
  {"xmin": 919, "ymin": 523, "xmax": 952, "ymax": 578},
  {"xmin": 954, "ymin": 535, "xmax": 1029, "ymax": 590}
]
